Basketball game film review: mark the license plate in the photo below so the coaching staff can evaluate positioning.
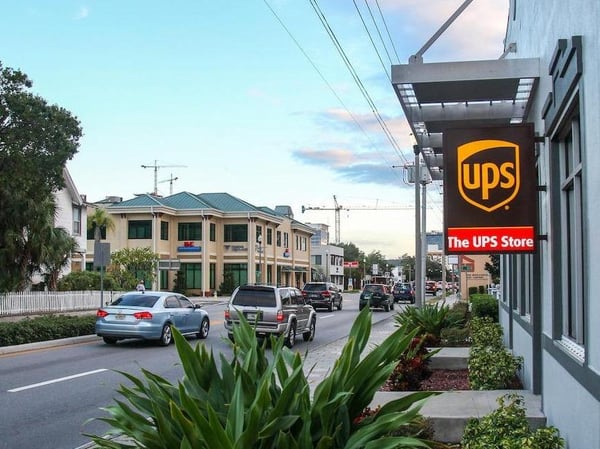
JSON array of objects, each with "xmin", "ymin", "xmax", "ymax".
[
  {"xmin": 115, "ymin": 313, "xmax": 125, "ymax": 320},
  {"xmin": 246, "ymin": 313, "xmax": 257, "ymax": 321}
]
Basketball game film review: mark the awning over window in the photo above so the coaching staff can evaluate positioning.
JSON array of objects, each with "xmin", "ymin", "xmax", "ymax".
[{"xmin": 391, "ymin": 58, "xmax": 540, "ymax": 180}]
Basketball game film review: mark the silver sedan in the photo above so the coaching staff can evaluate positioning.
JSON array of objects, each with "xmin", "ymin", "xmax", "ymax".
[{"xmin": 95, "ymin": 291, "xmax": 210, "ymax": 345}]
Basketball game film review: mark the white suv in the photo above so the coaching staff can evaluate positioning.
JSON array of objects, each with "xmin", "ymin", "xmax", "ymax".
[{"xmin": 224, "ymin": 285, "xmax": 317, "ymax": 348}]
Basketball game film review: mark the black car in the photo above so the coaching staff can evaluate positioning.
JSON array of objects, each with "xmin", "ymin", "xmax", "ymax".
[
  {"xmin": 392, "ymin": 282, "xmax": 415, "ymax": 303},
  {"xmin": 301, "ymin": 282, "xmax": 343, "ymax": 311},
  {"xmin": 359, "ymin": 283, "xmax": 394, "ymax": 312}
]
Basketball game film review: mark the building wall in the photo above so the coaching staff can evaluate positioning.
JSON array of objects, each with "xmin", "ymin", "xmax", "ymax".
[
  {"xmin": 502, "ymin": 1, "xmax": 600, "ymax": 447},
  {"xmin": 86, "ymin": 204, "xmax": 312, "ymax": 294}
]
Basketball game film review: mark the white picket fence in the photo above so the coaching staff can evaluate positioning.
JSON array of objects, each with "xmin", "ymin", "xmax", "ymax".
[{"xmin": 0, "ymin": 291, "xmax": 119, "ymax": 316}]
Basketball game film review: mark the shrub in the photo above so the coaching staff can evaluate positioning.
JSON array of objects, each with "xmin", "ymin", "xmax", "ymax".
[
  {"xmin": 394, "ymin": 302, "xmax": 464, "ymax": 346},
  {"xmin": 470, "ymin": 294, "xmax": 498, "ymax": 321},
  {"xmin": 0, "ymin": 315, "xmax": 96, "ymax": 346},
  {"xmin": 468, "ymin": 317, "xmax": 523, "ymax": 390},
  {"xmin": 87, "ymin": 307, "xmax": 440, "ymax": 448},
  {"xmin": 385, "ymin": 337, "xmax": 439, "ymax": 391},
  {"xmin": 440, "ymin": 327, "xmax": 471, "ymax": 347},
  {"xmin": 462, "ymin": 393, "xmax": 564, "ymax": 449},
  {"xmin": 56, "ymin": 271, "xmax": 120, "ymax": 291}
]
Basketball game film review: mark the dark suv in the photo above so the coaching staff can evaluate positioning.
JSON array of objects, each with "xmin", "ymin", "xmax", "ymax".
[
  {"xmin": 301, "ymin": 282, "xmax": 343, "ymax": 311},
  {"xmin": 359, "ymin": 283, "xmax": 394, "ymax": 312},
  {"xmin": 224, "ymin": 285, "xmax": 317, "ymax": 348},
  {"xmin": 392, "ymin": 282, "xmax": 415, "ymax": 303}
]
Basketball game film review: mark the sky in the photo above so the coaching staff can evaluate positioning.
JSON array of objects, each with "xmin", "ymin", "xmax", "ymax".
[{"xmin": 1, "ymin": 0, "xmax": 509, "ymax": 259}]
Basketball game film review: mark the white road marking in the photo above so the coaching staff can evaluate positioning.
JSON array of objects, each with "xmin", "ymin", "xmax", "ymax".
[
  {"xmin": 8, "ymin": 368, "xmax": 108, "ymax": 393},
  {"xmin": 319, "ymin": 314, "xmax": 335, "ymax": 319}
]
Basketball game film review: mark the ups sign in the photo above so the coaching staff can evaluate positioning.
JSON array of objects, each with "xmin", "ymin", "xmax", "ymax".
[{"xmin": 443, "ymin": 125, "xmax": 536, "ymax": 254}]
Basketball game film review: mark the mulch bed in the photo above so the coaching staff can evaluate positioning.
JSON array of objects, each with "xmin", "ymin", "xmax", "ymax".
[{"xmin": 380, "ymin": 369, "xmax": 523, "ymax": 392}]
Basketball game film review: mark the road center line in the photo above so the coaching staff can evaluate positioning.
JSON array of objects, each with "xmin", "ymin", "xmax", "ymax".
[{"xmin": 8, "ymin": 368, "xmax": 108, "ymax": 393}]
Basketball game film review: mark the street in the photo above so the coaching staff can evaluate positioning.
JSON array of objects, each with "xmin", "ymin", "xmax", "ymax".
[{"xmin": 0, "ymin": 292, "xmax": 403, "ymax": 449}]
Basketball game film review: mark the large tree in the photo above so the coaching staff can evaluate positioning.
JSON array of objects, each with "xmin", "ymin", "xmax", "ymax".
[{"xmin": 0, "ymin": 61, "xmax": 82, "ymax": 291}]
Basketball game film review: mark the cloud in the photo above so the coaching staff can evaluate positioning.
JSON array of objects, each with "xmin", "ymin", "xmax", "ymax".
[{"xmin": 74, "ymin": 6, "xmax": 89, "ymax": 20}]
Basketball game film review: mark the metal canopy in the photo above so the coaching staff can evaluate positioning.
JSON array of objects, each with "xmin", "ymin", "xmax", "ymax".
[{"xmin": 391, "ymin": 58, "xmax": 540, "ymax": 180}]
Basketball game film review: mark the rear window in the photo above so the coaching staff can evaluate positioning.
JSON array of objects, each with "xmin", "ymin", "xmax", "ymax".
[
  {"xmin": 303, "ymin": 283, "xmax": 326, "ymax": 292},
  {"xmin": 232, "ymin": 288, "xmax": 277, "ymax": 307},
  {"xmin": 112, "ymin": 294, "xmax": 159, "ymax": 308},
  {"xmin": 364, "ymin": 284, "xmax": 384, "ymax": 293}
]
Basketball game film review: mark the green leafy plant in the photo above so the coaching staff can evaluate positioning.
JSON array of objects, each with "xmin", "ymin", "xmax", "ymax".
[
  {"xmin": 0, "ymin": 314, "xmax": 95, "ymax": 346},
  {"xmin": 87, "ymin": 307, "xmax": 440, "ymax": 448},
  {"xmin": 394, "ymin": 302, "xmax": 464, "ymax": 346},
  {"xmin": 462, "ymin": 394, "xmax": 564, "ymax": 449},
  {"xmin": 470, "ymin": 294, "xmax": 499, "ymax": 321},
  {"xmin": 468, "ymin": 317, "xmax": 523, "ymax": 390}
]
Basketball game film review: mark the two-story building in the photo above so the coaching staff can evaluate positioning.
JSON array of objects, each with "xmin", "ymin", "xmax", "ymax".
[{"xmin": 86, "ymin": 192, "xmax": 314, "ymax": 295}]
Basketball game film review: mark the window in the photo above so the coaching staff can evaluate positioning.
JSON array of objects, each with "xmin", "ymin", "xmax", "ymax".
[
  {"xmin": 224, "ymin": 224, "xmax": 248, "ymax": 242},
  {"xmin": 283, "ymin": 232, "xmax": 289, "ymax": 248},
  {"xmin": 72, "ymin": 206, "xmax": 81, "ymax": 236},
  {"xmin": 182, "ymin": 263, "xmax": 202, "ymax": 289},
  {"xmin": 128, "ymin": 220, "xmax": 152, "ymax": 239},
  {"xmin": 210, "ymin": 223, "xmax": 216, "ymax": 242},
  {"xmin": 276, "ymin": 230, "xmax": 282, "ymax": 247},
  {"xmin": 256, "ymin": 225, "xmax": 262, "ymax": 241},
  {"xmin": 224, "ymin": 263, "xmax": 248, "ymax": 286},
  {"xmin": 551, "ymin": 102, "xmax": 585, "ymax": 347},
  {"xmin": 266, "ymin": 228, "xmax": 272, "ymax": 245},
  {"xmin": 160, "ymin": 221, "xmax": 169, "ymax": 240},
  {"xmin": 178, "ymin": 222, "xmax": 201, "ymax": 241}
]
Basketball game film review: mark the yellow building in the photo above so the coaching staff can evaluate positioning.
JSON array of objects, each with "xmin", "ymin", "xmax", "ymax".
[{"xmin": 86, "ymin": 192, "xmax": 313, "ymax": 295}]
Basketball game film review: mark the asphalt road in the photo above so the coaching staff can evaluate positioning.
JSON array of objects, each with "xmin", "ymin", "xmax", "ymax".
[{"xmin": 0, "ymin": 292, "xmax": 399, "ymax": 449}]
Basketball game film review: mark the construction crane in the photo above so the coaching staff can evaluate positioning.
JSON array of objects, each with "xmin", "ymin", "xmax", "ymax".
[
  {"xmin": 158, "ymin": 174, "xmax": 179, "ymax": 195},
  {"xmin": 141, "ymin": 160, "xmax": 187, "ymax": 195},
  {"xmin": 301, "ymin": 195, "xmax": 421, "ymax": 244}
]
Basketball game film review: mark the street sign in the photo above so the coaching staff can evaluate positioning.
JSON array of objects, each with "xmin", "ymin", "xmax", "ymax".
[
  {"xmin": 343, "ymin": 261, "xmax": 359, "ymax": 268},
  {"xmin": 93, "ymin": 242, "xmax": 110, "ymax": 268}
]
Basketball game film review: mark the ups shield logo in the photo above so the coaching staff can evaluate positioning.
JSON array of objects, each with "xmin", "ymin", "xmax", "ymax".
[{"xmin": 457, "ymin": 139, "xmax": 519, "ymax": 212}]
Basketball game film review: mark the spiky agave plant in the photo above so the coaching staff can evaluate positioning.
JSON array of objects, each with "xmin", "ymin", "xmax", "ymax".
[{"xmin": 87, "ymin": 307, "xmax": 439, "ymax": 449}]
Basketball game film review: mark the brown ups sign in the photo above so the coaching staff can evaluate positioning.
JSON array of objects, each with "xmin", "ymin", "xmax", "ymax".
[{"xmin": 443, "ymin": 124, "xmax": 536, "ymax": 254}]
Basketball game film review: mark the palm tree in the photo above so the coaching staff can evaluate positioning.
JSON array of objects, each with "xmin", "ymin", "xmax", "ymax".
[
  {"xmin": 87, "ymin": 207, "xmax": 115, "ymax": 244},
  {"xmin": 42, "ymin": 228, "xmax": 79, "ymax": 290}
]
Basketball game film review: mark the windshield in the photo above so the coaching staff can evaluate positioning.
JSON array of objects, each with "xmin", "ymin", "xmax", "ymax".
[
  {"xmin": 112, "ymin": 294, "xmax": 159, "ymax": 308},
  {"xmin": 232, "ymin": 288, "xmax": 277, "ymax": 307},
  {"xmin": 303, "ymin": 283, "xmax": 326, "ymax": 292}
]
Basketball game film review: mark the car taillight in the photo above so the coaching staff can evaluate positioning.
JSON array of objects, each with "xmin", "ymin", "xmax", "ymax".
[
  {"xmin": 301, "ymin": 291, "xmax": 308, "ymax": 297},
  {"xmin": 96, "ymin": 309, "xmax": 108, "ymax": 318},
  {"xmin": 276, "ymin": 310, "xmax": 284, "ymax": 322},
  {"xmin": 322, "ymin": 291, "xmax": 330, "ymax": 297},
  {"xmin": 224, "ymin": 309, "xmax": 230, "ymax": 320},
  {"xmin": 133, "ymin": 311, "xmax": 153, "ymax": 320}
]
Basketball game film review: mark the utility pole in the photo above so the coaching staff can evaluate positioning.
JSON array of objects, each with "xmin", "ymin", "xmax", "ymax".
[{"xmin": 141, "ymin": 160, "xmax": 187, "ymax": 195}]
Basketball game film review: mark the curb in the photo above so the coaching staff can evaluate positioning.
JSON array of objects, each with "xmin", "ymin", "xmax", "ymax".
[{"xmin": 0, "ymin": 335, "xmax": 99, "ymax": 356}]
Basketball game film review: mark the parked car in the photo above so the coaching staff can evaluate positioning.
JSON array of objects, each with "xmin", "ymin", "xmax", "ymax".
[
  {"xmin": 392, "ymin": 282, "xmax": 415, "ymax": 303},
  {"xmin": 301, "ymin": 281, "xmax": 343, "ymax": 311},
  {"xmin": 359, "ymin": 283, "xmax": 394, "ymax": 312},
  {"xmin": 224, "ymin": 284, "xmax": 317, "ymax": 348},
  {"xmin": 95, "ymin": 291, "xmax": 210, "ymax": 346},
  {"xmin": 425, "ymin": 281, "xmax": 438, "ymax": 295}
]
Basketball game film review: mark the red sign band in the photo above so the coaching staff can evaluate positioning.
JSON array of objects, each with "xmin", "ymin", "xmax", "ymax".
[{"xmin": 447, "ymin": 226, "xmax": 535, "ymax": 252}]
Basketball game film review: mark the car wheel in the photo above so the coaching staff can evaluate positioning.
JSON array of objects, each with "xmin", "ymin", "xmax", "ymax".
[
  {"xmin": 328, "ymin": 301, "xmax": 333, "ymax": 312},
  {"xmin": 303, "ymin": 318, "xmax": 316, "ymax": 341},
  {"xmin": 103, "ymin": 337, "xmax": 117, "ymax": 345},
  {"xmin": 285, "ymin": 322, "xmax": 297, "ymax": 348},
  {"xmin": 158, "ymin": 324, "xmax": 173, "ymax": 346},
  {"xmin": 197, "ymin": 317, "xmax": 210, "ymax": 339},
  {"xmin": 390, "ymin": 301, "xmax": 395, "ymax": 311},
  {"xmin": 228, "ymin": 333, "xmax": 235, "ymax": 342},
  {"xmin": 337, "ymin": 299, "xmax": 342, "ymax": 311},
  {"xmin": 384, "ymin": 303, "xmax": 390, "ymax": 312}
]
